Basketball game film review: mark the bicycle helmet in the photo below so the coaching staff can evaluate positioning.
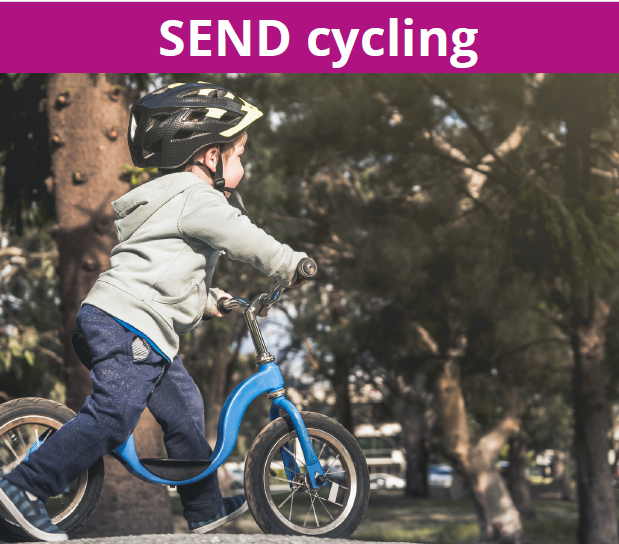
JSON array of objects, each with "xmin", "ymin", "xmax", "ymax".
[{"xmin": 128, "ymin": 81, "xmax": 263, "ymax": 181}]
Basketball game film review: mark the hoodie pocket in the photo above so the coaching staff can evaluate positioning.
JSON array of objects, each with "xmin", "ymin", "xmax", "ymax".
[{"xmin": 150, "ymin": 282, "xmax": 203, "ymax": 335}]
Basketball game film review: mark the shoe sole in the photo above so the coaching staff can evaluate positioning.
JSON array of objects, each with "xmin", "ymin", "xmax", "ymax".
[
  {"xmin": 190, "ymin": 501, "xmax": 249, "ymax": 534},
  {"xmin": 0, "ymin": 487, "xmax": 68, "ymax": 542}
]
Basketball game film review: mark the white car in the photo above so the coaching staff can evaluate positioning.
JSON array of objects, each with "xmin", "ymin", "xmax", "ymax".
[
  {"xmin": 369, "ymin": 473, "xmax": 406, "ymax": 490},
  {"xmin": 428, "ymin": 465, "xmax": 453, "ymax": 488},
  {"xmin": 229, "ymin": 468, "xmax": 245, "ymax": 491}
]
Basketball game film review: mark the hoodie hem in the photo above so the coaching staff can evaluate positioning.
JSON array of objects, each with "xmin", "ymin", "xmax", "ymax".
[{"xmin": 82, "ymin": 281, "xmax": 179, "ymax": 362}]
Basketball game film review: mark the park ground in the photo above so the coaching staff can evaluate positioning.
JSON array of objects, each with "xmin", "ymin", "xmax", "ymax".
[{"xmin": 171, "ymin": 488, "xmax": 593, "ymax": 543}]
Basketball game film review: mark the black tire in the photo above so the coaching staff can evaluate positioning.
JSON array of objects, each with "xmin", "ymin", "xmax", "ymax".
[
  {"xmin": 0, "ymin": 398, "xmax": 104, "ymax": 542},
  {"xmin": 245, "ymin": 411, "xmax": 369, "ymax": 538}
]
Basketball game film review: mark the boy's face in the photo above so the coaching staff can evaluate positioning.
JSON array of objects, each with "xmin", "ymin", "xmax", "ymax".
[{"xmin": 222, "ymin": 143, "xmax": 245, "ymax": 190}]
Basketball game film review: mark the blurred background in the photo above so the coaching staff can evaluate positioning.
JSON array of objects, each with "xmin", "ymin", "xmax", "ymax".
[{"xmin": 1, "ymin": 73, "xmax": 619, "ymax": 544}]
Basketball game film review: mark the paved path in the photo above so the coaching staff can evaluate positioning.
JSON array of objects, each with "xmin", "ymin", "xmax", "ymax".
[{"xmin": 67, "ymin": 535, "xmax": 409, "ymax": 544}]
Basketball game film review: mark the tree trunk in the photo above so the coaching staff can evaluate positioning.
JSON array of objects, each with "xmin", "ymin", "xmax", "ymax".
[
  {"xmin": 331, "ymin": 358, "xmax": 354, "ymax": 434},
  {"xmin": 552, "ymin": 450, "xmax": 574, "ymax": 501},
  {"xmin": 392, "ymin": 374, "xmax": 429, "ymax": 498},
  {"xmin": 46, "ymin": 73, "xmax": 172, "ymax": 535},
  {"xmin": 571, "ymin": 294, "xmax": 617, "ymax": 544},
  {"xmin": 437, "ymin": 355, "xmax": 524, "ymax": 543},
  {"xmin": 507, "ymin": 433, "xmax": 535, "ymax": 519},
  {"xmin": 561, "ymin": 82, "xmax": 618, "ymax": 544}
]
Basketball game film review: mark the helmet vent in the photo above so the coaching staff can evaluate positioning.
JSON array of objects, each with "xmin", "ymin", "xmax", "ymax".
[
  {"xmin": 179, "ymin": 89, "xmax": 209, "ymax": 100},
  {"xmin": 220, "ymin": 111, "xmax": 242, "ymax": 123},
  {"xmin": 186, "ymin": 111, "xmax": 206, "ymax": 122},
  {"xmin": 144, "ymin": 139, "xmax": 162, "ymax": 158},
  {"xmin": 174, "ymin": 130, "xmax": 193, "ymax": 140},
  {"xmin": 147, "ymin": 114, "xmax": 170, "ymax": 132},
  {"xmin": 151, "ymin": 86, "xmax": 168, "ymax": 95}
]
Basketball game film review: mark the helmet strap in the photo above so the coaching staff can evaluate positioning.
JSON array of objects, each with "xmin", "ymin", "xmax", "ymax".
[{"xmin": 188, "ymin": 148, "xmax": 256, "ymax": 225}]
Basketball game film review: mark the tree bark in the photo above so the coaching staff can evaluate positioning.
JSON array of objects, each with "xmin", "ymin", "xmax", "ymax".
[
  {"xmin": 46, "ymin": 73, "xmax": 172, "ymax": 535},
  {"xmin": 437, "ymin": 354, "xmax": 525, "ymax": 543},
  {"xmin": 571, "ymin": 294, "xmax": 617, "ymax": 544},
  {"xmin": 331, "ymin": 358, "xmax": 354, "ymax": 434},
  {"xmin": 562, "ymin": 88, "xmax": 618, "ymax": 544},
  {"xmin": 391, "ymin": 373, "xmax": 430, "ymax": 498},
  {"xmin": 507, "ymin": 433, "xmax": 536, "ymax": 519},
  {"xmin": 552, "ymin": 450, "xmax": 574, "ymax": 501}
]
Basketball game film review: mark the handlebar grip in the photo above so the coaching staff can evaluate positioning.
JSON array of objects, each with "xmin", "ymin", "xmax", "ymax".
[
  {"xmin": 217, "ymin": 297, "xmax": 233, "ymax": 315},
  {"xmin": 296, "ymin": 258, "xmax": 317, "ymax": 280}
]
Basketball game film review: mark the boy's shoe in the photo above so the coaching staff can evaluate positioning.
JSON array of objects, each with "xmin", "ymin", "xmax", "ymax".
[
  {"xmin": 188, "ymin": 495, "xmax": 249, "ymax": 534},
  {"xmin": 0, "ymin": 479, "xmax": 68, "ymax": 542}
]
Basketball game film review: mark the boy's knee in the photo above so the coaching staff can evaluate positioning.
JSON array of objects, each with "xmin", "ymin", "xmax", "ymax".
[{"xmin": 80, "ymin": 394, "xmax": 145, "ymax": 448}]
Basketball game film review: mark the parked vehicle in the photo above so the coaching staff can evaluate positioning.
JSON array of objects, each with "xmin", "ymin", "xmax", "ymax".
[
  {"xmin": 428, "ymin": 464, "xmax": 453, "ymax": 488},
  {"xmin": 369, "ymin": 473, "xmax": 406, "ymax": 490}
]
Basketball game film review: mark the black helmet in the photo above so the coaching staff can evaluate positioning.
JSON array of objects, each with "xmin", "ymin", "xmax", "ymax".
[{"xmin": 128, "ymin": 81, "xmax": 263, "ymax": 171}]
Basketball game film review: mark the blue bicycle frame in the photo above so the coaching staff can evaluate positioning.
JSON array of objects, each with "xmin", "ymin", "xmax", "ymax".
[{"xmin": 108, "ymin": 284, "xmax": 325, "ymax": 490}]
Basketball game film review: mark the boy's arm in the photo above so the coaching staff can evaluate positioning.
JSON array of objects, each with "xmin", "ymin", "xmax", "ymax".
[{"xmin": 180, "ymin": 188, "xmax": 307, "ymax": 287}]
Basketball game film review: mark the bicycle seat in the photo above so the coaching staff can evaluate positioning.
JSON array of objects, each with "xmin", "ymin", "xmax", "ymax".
[
  {"xmin": 71, "ymin": 330, "xmax": 94, "ymax": 371},
  {"xmin": 139, "ymin": 458, "xmax": 213, "ymax": 480}
]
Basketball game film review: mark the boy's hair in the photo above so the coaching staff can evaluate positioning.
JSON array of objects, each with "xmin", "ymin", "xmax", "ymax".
[{"xmin": 184, "ymin": 131, "xmax": 248, "ymax": 172}]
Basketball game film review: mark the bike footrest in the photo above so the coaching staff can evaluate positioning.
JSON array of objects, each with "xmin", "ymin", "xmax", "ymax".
[{"xmin": 139, "ymin": 458, "xmax": 212, "ymax": 480}]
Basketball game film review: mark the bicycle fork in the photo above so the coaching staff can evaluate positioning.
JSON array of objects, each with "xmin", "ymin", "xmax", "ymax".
[
  {"xmin": 244, "ymin": 288, "xmax": 325, "ymax": 490},
  {"xmin": 269, "ymin": 394, "xmax": 324, "ymax": 490}
]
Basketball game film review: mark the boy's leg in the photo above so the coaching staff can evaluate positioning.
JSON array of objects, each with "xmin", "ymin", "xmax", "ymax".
[
  {"xmin": 146, "ymin": 355, "xmax": 223, "ymax": 522},
  {"xmin": 4, "ymin": 307, "xmax": 166, "ymax": 502}
]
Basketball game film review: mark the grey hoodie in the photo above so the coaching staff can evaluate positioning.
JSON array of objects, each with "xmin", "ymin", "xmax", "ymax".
[{"xmin": 83, "ymin": 172, "xmax": 306, "ymax": 361}]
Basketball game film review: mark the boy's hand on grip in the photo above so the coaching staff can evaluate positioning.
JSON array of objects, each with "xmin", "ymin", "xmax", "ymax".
[
  {"xmin": 215, "ymin": 290, "xmax": 233, "ymax": 317},
  {"xmin": 289, "ymin": 258, "xmax": 317, "ymax": 288}
]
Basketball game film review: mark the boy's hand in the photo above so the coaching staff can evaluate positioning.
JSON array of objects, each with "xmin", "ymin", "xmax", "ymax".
[
  {"xmin": 215, "ymin": 291, "xmax": 232, "ymax": 317},
  {"xmin": 288, "ymin": 258, "xmax": 317, "ymax": 288}
]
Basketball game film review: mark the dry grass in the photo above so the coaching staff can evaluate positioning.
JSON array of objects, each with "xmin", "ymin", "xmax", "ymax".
[{"xmin": 171, "ymin": 489, "xmax": 586, "ymax": 543}]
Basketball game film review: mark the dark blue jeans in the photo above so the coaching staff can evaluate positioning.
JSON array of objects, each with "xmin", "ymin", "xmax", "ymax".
[{"xmin": 5, "ymin": 305, "xmax": 222, "ymax": 522}]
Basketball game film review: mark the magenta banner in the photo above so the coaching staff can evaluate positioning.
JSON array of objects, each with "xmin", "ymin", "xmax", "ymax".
[{"xmin": 0, "ymin": 2, "xmax": 613, "ymax": 73}]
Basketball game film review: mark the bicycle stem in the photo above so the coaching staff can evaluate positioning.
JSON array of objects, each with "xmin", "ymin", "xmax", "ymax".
[
  {"xmin": 221, "ymin": 282, "xmax": 287, "ymax": 366},
  {"xmin": 244, "ymin": 293, "xmax": 276, "ymax": 365}
]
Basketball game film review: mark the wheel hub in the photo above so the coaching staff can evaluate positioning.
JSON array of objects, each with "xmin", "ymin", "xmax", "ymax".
[{"xmin": 292, "ymin": 473, "xmax": 309, "ymax": 493}]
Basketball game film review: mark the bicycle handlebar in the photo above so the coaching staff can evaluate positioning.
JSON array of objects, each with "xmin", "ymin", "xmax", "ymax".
[{"xmin": 216, "ymin": 257, "xmax": 317, "ymax": 317}]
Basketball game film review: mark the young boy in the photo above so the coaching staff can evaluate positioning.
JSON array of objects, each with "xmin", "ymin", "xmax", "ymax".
[{"xmin": 0, "ymin": 82, "xmax": 308, "ymax": 541}]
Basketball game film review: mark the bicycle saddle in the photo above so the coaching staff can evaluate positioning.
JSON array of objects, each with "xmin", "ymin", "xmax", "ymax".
[{"xmin": 71, "ymin": 330, "xmax": 94, "ymax": 371}]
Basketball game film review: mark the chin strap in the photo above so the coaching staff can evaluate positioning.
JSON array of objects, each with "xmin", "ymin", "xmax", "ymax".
[{"xmin": 190, "ymin": 149, "xmax": 256, "ymax": 225}]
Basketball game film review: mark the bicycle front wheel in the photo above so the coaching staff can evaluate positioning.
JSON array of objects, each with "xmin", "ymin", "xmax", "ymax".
[{"xmin": 244, "ymin": 411, "xmax": 369, "ymax": 538}]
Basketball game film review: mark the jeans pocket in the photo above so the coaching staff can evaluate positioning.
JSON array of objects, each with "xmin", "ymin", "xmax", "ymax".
[{"xmin": 131, "ymin": 336, "xmax": 151, "ymax": 363}]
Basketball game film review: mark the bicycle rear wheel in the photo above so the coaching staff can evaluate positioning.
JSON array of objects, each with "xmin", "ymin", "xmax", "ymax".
[
  {"xmin": 0, "ymin": 398, "xmax": 104, "ymax": 542},
  {"xmin": 245, "ymin": 411, "xmax": 369, "ymax": 538}
]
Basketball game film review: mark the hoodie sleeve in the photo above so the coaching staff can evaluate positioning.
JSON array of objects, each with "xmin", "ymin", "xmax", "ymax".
[
  {"xmin": 179, "ymin": 185, "xmax": 307, "ymax": 287},
  {"xmin": 203, "ymin": 287, "xmax": 221, "ymax": 317}
]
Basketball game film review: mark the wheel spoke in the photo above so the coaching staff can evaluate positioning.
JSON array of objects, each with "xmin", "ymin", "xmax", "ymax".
[
  {"xmin": 303, "ymin": 492, "xmax": 318, "ymax": 528},
  {"xmin": 311, "ymin": 494, "xmax": 319, "ymax": 527},
  {"xmin": 34, "ymin": 425, "xmax": 39, "ymax": 448},
  {"xmin": 325, "ymin": 454, "xmax": 340, "ymax": 475},
  {"xmin": 315, "ymin": 493, "xmax": 335, "ymax": 520},
  {"xmin": 325, "ymin": 478, "xmax": 348, "ymax": 490},
  {"xmin": 277, "ymin": 485, "xmax": 300, "ymax": 509},
  {"xmin": 2, "ymin": 435, "xmax": 20, "ymax": 462},
  {"xmin": 289, "ymin": 488, "xmax": 294, "ymax": 521},
  {"xmin": 282, "ymin": 445, "xmax": 306, "ymax": 469},
  {"xmin": 270, "ymin": 476, "xmax": 301, "ymax": 486},
  {"xmin": 16, "ymin": 429, "xmax": 28, "ymax": 453},
  {"xmin": 271, "ymin": 459, "xmax": 301, "ymax": 477},
  {"xmin": 312, "ymin": 491, "xmax": 343, "ymax": 508},
  {"xmin": 317, "ymin": 442, "xmax": 326, "ymax": 460}
]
